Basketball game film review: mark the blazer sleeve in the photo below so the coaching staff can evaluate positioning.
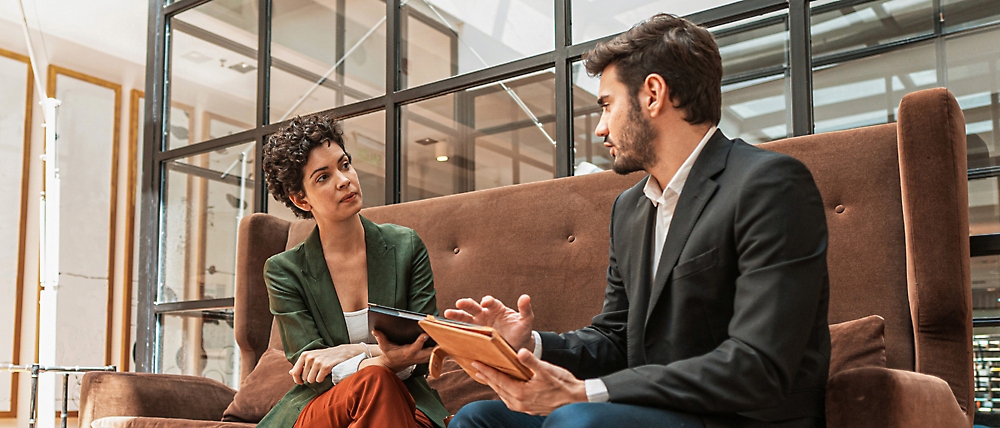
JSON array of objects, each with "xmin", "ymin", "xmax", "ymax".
[
  {"xmin": 538, "ymin": 194, "xmax": 629, "ymax": 379},
  {"xmin": 404, "ymin": 229, "xmax": 438, "ymax": 378},
  {"xmin": 264, "ymin": 257, "xmax": 334, "ymax": 393},
  {"xmin": 599, "ymin": 155, "xmax": 829, "ymax": 414}
]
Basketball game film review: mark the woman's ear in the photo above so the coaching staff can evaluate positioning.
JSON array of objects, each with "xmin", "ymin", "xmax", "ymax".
[{"xmin": 289, "ymin": 191, "xmax": 311, "ymax": 213}]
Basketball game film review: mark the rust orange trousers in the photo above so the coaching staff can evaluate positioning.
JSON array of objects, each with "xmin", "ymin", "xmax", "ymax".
[{"xmin": 293, "ymin": 365, "xmax": 435, "ymax": 428}]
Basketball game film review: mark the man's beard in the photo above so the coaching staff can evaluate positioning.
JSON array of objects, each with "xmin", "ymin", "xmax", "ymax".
[{"xmin": 609, "ymin": 98, "xmax": 659, "ymax": 175}]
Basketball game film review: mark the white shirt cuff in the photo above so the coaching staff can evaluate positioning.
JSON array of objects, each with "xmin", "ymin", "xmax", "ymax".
[
  {"xmin": 532, "ymin": 331, "xmax": 543, "ymax": 358},
  {"xmin": 584, "ymin": 378, "xmax": 610, "ymax": 402},
  {"xmin": 329, "ymin": 352, "xmax": 367, "ymax": 385},
  {"xmin": 396, "ymin": 364, "xmax": 416, "ymax": 380}
]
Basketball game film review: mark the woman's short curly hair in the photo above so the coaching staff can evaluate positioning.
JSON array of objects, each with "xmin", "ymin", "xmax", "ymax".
[{"xmin": 262, "ymin": 114, "xmax": 348, "ymax": 219}]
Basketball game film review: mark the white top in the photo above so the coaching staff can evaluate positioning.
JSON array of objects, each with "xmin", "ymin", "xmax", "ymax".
[
  {"xmin": 327, "ymin": 307, "xmax": 415, "ymax": 385},
  {"xmin": 535, "ymin": 126, "xmax": 718, "ymax": 403}
]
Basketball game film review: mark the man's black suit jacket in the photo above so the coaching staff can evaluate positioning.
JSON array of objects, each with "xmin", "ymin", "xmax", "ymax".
[{"xmin": 539, "ymin": 130, "xmax": 830, "ymax": 428}]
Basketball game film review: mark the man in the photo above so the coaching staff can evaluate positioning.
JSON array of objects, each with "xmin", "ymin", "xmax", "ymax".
[{"xmin": 445, "ymin": 13, "xmax": 830, "ymax": 428}]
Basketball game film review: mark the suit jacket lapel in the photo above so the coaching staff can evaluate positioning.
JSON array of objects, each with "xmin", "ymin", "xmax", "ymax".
[
  {"xmin": 362, "ymin": 216, "xmax": 397, "ymax": 308},
  {"xmin": 644, "ymin": 130, "xmax": 731, "ymax": 328},
  {"xmin": 301, "ymin": 226, "xmax": 349, "ymax": 344},
  {"xmin": 625, "ymin": 183, "xmax": 657, "ymax": 366}
]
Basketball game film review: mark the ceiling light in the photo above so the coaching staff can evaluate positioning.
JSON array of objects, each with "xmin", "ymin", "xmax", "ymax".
[
  {"xmin": 228, "ymin": 62, "xmax": 257, "ymax": 74},
  {"xmin": 415, "ymin": 137, "xmax": 439, "ymax": 145},
  {"xmin": 181, "ymin": 50, "xmax": 212, "ymax": 63},
  {"xmin": 436, "ymin": 155, "xmax": 449, "ymax": 162}
]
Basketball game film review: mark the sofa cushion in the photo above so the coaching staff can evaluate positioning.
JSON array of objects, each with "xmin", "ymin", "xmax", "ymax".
[
  {"xmin": 829, "ymin": 315, "xmax": 886, "ymax": 376},
  {"xmin": 427, "ymin": 358, "xmax": 499, "ymax": 414},
  {"xmin": 223, "ymin": 348, "xmax": 295, "ymax": 423}
]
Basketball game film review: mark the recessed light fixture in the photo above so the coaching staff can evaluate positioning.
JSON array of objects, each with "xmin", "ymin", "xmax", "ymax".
[
  {"xmin": 415, "ymin": 137, "xmax": 439, "ymax": 145},
  {"xmin": 228, "ymin": 62, "xmax": 257, "ymax": 74},
  {"xmin": 436, "ymin": 155, "xmax": 449, "ymax": 162},
  {"xmin": 181, "ymin": 50, "xmax": 212, "ymax": 63}
]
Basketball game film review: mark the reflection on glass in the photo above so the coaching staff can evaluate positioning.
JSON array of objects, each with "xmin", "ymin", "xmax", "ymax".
[
  {"xmin": 160, "ymin": 310, "xmax": 238, "ymax": 388},
  {"xmin": 570, "ymin": 0, "xmax": 739, "ymax": 44},
  {"xmin": 270, "ymin": 0, "xmax": 386, "ymax": 122},
  {"xmin": 715, "ymin": 12, "xmax": 789, "ymax": 144},
  {"xmin": 714, "ymin": 14, "xmax": 787, "ymax": 78},
  {"xmin": 721, "ymin": 74, "xmax": 788, "ymax": 144},
  {"xmin": 570, "ymin": 63, "xmax": 609, "ymax": 174},
  {"xmin": 943, "ymin": 0, "xmax": 1000, "ymax": 33},
  {"xmin": 159, "ymin": 142, "xmax": 256, "ymax": 304},
  {"xmin": 945, "ymin": 28, "xmax": 1000, "ymax": 170},
  {"xmin": 344, "ymin": 111, "xmax": 387, "ymax": 207},
  {"xmin": 402, "ymin": 70, "xmax": 556, "ymax": 201},
  {"xmin": 970, "ymin": 177, "xmax": 1000, "ymax": 236},
  {"xmin": 812, "ymin": 41, "xmax": 937, "ymax": 134},
  {"xmin": 811, "ymin": 0, "xmax": 934, "ymax": 59},
  {"xmin": 54, "ymin": 72, "xmax": 119, "ymax": 412},
  {"xmin": 401, "ymin": 0, "xmax": 554, "ymax": 89},
  {"xmin": 0, "ymin": 52, "xmax": 29, "ymax": 413},
  {"xmin": 170, "ymin": 0, "xmax": 258, "ymax": 146}
]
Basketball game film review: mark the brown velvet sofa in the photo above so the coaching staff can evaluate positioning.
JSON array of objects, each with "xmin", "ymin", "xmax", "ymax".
[{"xmin": 78, "ymin": 87, "xmax": 973, "ymax": 428}]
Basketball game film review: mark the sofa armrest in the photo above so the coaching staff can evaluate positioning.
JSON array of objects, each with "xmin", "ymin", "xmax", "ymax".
[
  {"xmin": 826, "ymin": 367, "xmax": 969, "ymax": 428},
  {"xmin": 79, "ymin": 372, "xmax": 236, "ymax": 428}
]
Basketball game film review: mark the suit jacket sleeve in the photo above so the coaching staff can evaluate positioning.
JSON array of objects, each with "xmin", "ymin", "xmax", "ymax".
[
  {"xmin": 538, "ymin": 194, "xmax": 629, "ymax": 379},
  {"xmin": 264, "ymin": 257, "xmax": 334, "ymax": 393},
  {"xmin": 601, "ymin": 156, "xmax": 828, "ymax": 413}
]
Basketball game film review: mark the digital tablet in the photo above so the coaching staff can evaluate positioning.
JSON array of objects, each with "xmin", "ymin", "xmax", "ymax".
[{"xmin": 367, "ymin": 303, "xmax": 437, "ymax": 348}]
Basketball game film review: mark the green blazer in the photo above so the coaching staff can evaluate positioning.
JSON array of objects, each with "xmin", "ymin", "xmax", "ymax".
[{"xmin": 257, "ymin": 216, "xmax": 448, "ymax": 428}]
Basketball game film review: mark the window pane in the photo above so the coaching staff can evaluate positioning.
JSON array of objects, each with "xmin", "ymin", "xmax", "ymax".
[
  {"xmin": 344, "ymin": 111, "xmax": 387, "ymax": 207},
  {"xmin": 159, "ymin": 310, "xmax": 238, "ymax": 388},
  {"xmin": 401, "ymin": 1, "xmax": 554, "ymax": 89},
  {"xmin": 943, "ymin": 0, "xmax": 1000, "ymax": 33},
  {"xmin": 159, "ymin": 142, "xmax": 256, "ymax": 303},
  {"xmin": 570, "ymin": 0, "xmax": 740, "ymax": 45},
  {"xmin": 812, "ymin": 41, "xmax": 937, "ymax": 134},
  {"xmin": 945, "ymin": 27, "xmax": 1000, "ymax": 170},
  {"xmin": 402, "ymin": 70, "xmax": 556, "ymax": 201},
  {"xmin": 270, "ymin": 0, "xmax": 386, "ymax": 122},
  {"xmin": 716, "ymin": 12, "xmax": 789, "ymax": 144},
  {"xmin": 970, "ymin": 177, "xmax": 1000, "ymax": 235},
  {"xmin": 811, "ymin": 0, "xmax": 934, "ymax": 60},
  {"xmin": 570, "ymin": 62, "xmax": 608, "ymax": 175},
  {"xmin": 170, "ymin": 0, "xmax": 258, "ymax": 147}
]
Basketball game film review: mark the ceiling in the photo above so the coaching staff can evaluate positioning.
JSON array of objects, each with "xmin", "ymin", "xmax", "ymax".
[{"xmin": 0, "ymin": 0, "xmax": 149, "ymax": 66}]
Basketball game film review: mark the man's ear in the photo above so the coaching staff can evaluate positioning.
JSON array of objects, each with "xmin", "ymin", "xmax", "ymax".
[
  {"xmin": 643, "ymin": 73, "xmax": 670, "ymax": 118},
  {"xmin": 288, "ymin": 191, "xmax": 311, "ymax": 213}
]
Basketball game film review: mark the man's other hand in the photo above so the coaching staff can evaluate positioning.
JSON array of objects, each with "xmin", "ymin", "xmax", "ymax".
[
  {"xmin": 472, "ymin": 349, "xmax": 587, "ymax": 416},
  {"xmin": 444, "ymin": 294, "xmax": 535, "ymax": 351}
]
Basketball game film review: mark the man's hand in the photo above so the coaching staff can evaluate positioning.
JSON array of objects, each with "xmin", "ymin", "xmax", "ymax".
[
  {"xmin": 472, "ymin": 349, "xmax": 587, "ymax": 416},
  {"xmin": 363, "ymin": 330, "xmax": 433, "ymax": 372},
  {"xmin": 444, "ymin": 294, "xmax": 535, "ymax": 351},
  {"xmin": 290, "ymin": 344, "xmax": 365, "ymax": 384}
]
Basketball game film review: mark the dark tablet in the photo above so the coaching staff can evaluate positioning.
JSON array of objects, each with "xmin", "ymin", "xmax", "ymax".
[{"xmin": 368, "ymin": 303, "xmax": 437, "ymax": 348}]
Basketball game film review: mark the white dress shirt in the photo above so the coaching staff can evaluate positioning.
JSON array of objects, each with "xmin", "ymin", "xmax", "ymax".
[{"xmin": 532, "ymin": 126, "xmax": 717, "ymax": 403}]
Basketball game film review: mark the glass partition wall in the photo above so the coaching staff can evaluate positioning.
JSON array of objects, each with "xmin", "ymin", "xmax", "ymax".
[{"xmin": 140, "ymin": 0, "xmax": 1000, "ymax": 419}]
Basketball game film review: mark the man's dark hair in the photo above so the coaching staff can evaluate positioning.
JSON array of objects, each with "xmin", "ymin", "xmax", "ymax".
[
  {"xmin": 262, "ymin": 114, "xmax": 348, "ymax": 219},
  {"xmin": 584, "ymin": 14, "xmax": 722, "ymax": 125}
]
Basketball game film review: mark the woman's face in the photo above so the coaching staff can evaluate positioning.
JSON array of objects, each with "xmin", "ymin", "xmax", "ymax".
[{"xmin": 290, "ymin": 142, "xmax": 363, "ymax": 222}]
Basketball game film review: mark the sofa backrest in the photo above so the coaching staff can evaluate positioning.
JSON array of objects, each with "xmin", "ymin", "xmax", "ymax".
[{"xmin": 234, "ymin": 87, "xmax": 971, "ymax": 419}]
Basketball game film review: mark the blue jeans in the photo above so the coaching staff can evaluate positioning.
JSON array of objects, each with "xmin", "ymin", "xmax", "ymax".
[{"xmin": 449, "ymin": 400, "xmax": 706, "ymax": 428}]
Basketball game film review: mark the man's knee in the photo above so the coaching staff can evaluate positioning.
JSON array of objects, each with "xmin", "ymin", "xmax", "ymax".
[
  {"xmin": 544, "ymin": 403, "xmax": 606, "ymax": 428},
  {"xmin": 449, "ymin": 400, "xmax": 511, "ymax": 428}
]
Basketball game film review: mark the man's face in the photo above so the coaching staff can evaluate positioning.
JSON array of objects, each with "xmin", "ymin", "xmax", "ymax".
[{"xmin": 595, "ymin": 64, "xmax": 659, "ymax": 175}]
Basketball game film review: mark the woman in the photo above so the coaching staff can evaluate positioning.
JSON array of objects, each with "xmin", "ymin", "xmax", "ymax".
[{"xmin": 257, "ymin": 114, "xmax": 448, "ymax": 428}]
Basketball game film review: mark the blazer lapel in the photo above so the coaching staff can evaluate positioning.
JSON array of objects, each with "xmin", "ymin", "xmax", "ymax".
[
  {"xmin": 300, "ymin": 226, "xmax": 349, "ymax": 344},
  {"xmin": 361, "ymin": 216, "xmax": 397, "ymax": 308},
  {"xmin": 644, "ymin": 130, "xmax": 731, "ymax": 328},
  {"xmin": 625, "ymin": 182, "xmax": 657, "ymax": 366}
]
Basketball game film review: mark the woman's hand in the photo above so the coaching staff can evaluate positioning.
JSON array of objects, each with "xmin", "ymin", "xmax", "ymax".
[
  {"xmin": 290, "ymin": 344, "xmax": 366, "ymax": 384},
  {"xmin": 362, "ymin": 330, "xmax": 433, "ymax": 372}
]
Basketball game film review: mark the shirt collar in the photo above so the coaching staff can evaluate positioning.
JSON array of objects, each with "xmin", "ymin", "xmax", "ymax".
[{"xmin": 643, "ymin": 126, "xmax": 717, "ymax": 207}]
